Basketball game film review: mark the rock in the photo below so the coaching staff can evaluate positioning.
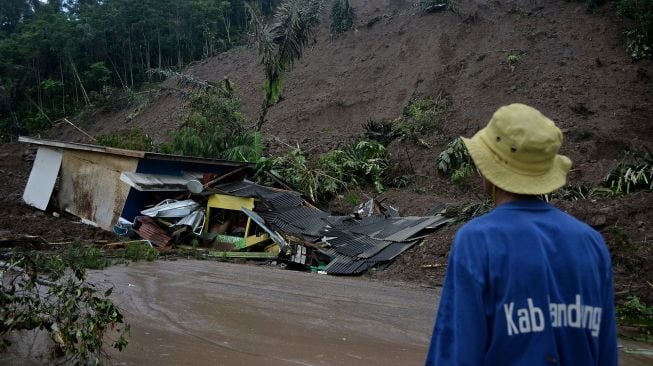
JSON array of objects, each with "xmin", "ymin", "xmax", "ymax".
[{"xmin": 589, "ymin": 214, "xmax": 607, "ymax": 228}]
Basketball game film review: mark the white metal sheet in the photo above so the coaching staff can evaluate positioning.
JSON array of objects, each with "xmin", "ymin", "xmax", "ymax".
[{"xmin": 22, "ymin": 147, "xmax": 62, "ymax": 210}]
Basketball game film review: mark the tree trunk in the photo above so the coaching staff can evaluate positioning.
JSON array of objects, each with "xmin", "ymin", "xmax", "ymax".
[
  {"xmin": 157, "ymin": 27, "xmax": 162, "ymax": 69},
  {"xmin": 223, "ymin": 16, "xmax": 231, "ymax": 46},
  {"xmin": 59, "ymin": 59, "xmax": 65, "ymax": 115}
]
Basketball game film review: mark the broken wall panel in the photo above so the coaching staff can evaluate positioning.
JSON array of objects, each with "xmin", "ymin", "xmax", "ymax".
[
  {"xmin": 57, "ymin": 149, "xmax": 139, "ymax": 230},
  {"xmin": 22, "ymin": 147, "xmax": 62, "ymax": 210}
]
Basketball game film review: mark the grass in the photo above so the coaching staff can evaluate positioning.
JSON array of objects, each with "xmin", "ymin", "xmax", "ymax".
[{"xmin": 617, "ymin": 295, "xmax": 653, "ymax": 342}]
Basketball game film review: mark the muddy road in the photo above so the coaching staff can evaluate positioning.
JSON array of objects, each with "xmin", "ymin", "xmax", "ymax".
[
  {"xmin": 3, "ymin": 259, "xmax": 652, "ymax": 365},
  {"xmin": 94, "ymin": 260, "xmax": 437, "ymax": 366}
]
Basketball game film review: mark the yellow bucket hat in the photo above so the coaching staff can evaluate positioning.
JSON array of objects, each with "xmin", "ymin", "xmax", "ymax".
[{"xmin": 462, "ymin": 103, "xmax": 572, "ymax": 195}]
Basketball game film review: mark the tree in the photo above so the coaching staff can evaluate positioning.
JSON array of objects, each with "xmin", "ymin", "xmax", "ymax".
[{"xmin": 248, "ymin": 0, "xmax": 324, "ymax": 131}]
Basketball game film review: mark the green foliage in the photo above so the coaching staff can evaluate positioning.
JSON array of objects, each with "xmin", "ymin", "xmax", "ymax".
[
  {"xmin": 258, "ymin": 147, "xmax": 328, "ymax": 202},
  {"xmin": 617, "ymin": 295, "xmax": 653, "ymax": 332},
  {"xmin": 63, "ymin": 242, "xmax": 110, "ymax": 270},
  {"xmin": 122, "ymin": 242, "xmax": 159, "ymax": 262},
  {"xmin": 362, "ymin": 119, "xmax": 397, "ymax": 146},
  {"xmin": 249, "ymin": 0, "xmax": 325, "ymax": 130},
  {"xmin": 331, "ymin": 0, "xmax": 356, "ymax": 35},
  {"xmin": 163, "ymin": 81, "xmax": 261, "ymax": 162},
  {"xmin": 393, "ymin": 96, "xmax": 450, "ymax": 145},
  {"xmin": 262, "ymin": 140, "xmax": 389, "ymax": 203},
  {"xmin": 543, "ymin": 184, "xmax": 596, "ymax": 201},
  {"xmin": 437, "ymin": 137, "xmax": 476, "ymax": 184},
  {"xmin": 0, "ymin": 252, "xmax": 129, "ymax": 362},
  {"xmin": 506, "ymin": 50, "xmax": 522, "ymax": 71},
  {"xmin": 0, "ymin": 0, "xmax": 250, "ymax": 140},
  {"xmin": 617, "ymin": 0, "xmax": 653, "ymax": 59},
  {"xmin": 443, "ymin": 199, "xmax": 493, "ymax": 224},
  {"xmin": 96, "ymin": 129, "xmax": 155, "ymax": 152},
  {"xmin": 603, "ymin": 149, "xmax": 653, "ymax": 196},
  {"xmin": 321, "ymin": 140, "xmax": 390, "ymax": 193}
]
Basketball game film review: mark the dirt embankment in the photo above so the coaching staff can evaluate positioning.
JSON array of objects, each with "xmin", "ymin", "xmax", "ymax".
[{"xmin": 5, "ymin": 0, "xmax": 653, "ymax": 300}]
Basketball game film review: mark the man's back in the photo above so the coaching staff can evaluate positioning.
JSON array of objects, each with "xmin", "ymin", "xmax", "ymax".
[{"xmin": 425, "ymin": 199, "xmax": 617, "ymax": 365}]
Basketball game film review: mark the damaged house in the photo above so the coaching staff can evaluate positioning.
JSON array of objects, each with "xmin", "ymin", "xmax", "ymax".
[{"xmin": 20, "ymin": 137, "xmax": 450, "ymax": 275}]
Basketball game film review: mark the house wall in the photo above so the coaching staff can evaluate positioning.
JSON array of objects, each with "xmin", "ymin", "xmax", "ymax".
[{"xmin": 57, "ymin": 149, "xmax": 139, "ymax": 230}]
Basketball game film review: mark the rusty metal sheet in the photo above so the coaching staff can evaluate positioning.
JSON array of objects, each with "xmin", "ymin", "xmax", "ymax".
[
  {"xmin": 57, "ymin": 149, "xmax": 138, "ymax": 230},
  {"xmin": 133, "ymin": 216, "xmax": 171, "ymax": 247}
]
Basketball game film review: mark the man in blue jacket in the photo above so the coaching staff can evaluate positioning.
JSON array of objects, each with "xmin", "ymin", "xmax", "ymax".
[{"xmin": 425, "ymin": 104, "xmax": 617, "ymax": 365}]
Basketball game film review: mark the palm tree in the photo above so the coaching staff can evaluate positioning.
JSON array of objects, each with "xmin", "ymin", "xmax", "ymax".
[{"xmin": 248, "ymin": 0, "xmax": 324, "ymax": 131}]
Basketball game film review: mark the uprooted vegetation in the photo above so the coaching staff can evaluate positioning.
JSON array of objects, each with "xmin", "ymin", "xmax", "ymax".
[
  {"xmin": 260, "ymin": 139, "xmax": 390, "ymax": 203},
  {"xmin": 545, "ymin": 148, "xmax": 653, "ymax": 201},
  {"xmin": 362, "ymin": 95, "xmax": 450, "ymax": 148}
]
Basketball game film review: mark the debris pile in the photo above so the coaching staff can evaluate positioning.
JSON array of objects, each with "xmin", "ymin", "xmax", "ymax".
[{"xmin": 20, "ymin": 137, "xmax": 450, "ymax": 275}]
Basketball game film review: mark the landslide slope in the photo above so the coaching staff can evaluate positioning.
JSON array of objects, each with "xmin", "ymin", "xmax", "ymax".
[
  {"xmin": 50, "ymin": 0, "xmax": 652, "ymax": 183},
  {"xmin": 41, "ymin": 0, "xmax": 653, "ymax": 297}
]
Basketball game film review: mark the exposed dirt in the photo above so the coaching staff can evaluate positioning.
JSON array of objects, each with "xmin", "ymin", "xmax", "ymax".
[
  {"xmin": 371, "ymin": 193, "xmax": 653, "ymax": 304},
  {"xmin": 5, "ymin": 0, "xmax": 653, "ymax": 300},
  {"xmin": 0, "ymin": 142, "xmax": 114, "ymax": 243}
]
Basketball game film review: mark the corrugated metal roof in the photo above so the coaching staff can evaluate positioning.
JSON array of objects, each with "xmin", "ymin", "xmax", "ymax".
[
  {"xmin": 349, "ymin": 216, "xmax": 450, "ymax": 241},
  {"xmin": 133, "ymin": 216, "xmax": 171, "ymax": 247},
  {"xmin": 357, "ymin": 241, "xmax": 393, "ymax": 259},
  {"xmin": 369, "ymin": 242, "xmax": 416, "ymax": 262},
  {"xmin": 324, "ymin": 256, "xmax": 373, "ymax": 275},
  {"xmin": 19, "ymin": 136, "xmax": 254, "ymax": 167},
  {"xmin": 215, "ymin": 180, "xmax": 304, "ymax": 208}
]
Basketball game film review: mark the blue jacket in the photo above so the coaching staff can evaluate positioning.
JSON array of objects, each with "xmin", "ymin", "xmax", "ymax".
[{"xmin": 425, "ymin": 200, "xmax": 617, "ymax": 366}]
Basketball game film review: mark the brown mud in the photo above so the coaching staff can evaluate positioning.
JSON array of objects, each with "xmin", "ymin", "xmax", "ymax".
[
  {"xmin": 2, "ymin": 260, "xmax": 439, "ymax": 366},
  {"xmin": 1, "ymin": 260, "xmax": 651, "ymax": 365}
]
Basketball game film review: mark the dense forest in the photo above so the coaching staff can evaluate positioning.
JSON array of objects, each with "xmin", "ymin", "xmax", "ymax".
[{"xmin": 0, "ymin": 0, "xmax": 279, "ymax": 141}]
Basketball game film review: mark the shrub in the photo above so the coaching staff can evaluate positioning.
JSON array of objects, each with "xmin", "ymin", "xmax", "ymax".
[
  {"xmin": 617, "ymin": 0, "xmax": 653, "ymax": 59},
  {"xmin": 393, "ymin": 95, "xmax": 450, "ymax": 144},
  {"xmin": 259, "ymin": 147, "xmax": 329, "ymax": 203},
  {"xmin": 96, "ymin": 128, "xmax": 155, "ymax": 151},
  {"xmin": 331, "ymin": 0, "xmax": 356, "ymax": 35},
  {"xmin": 122, "ymin": 242, "xmax": 159, "ymax": 262},
  {"xmin": 0, "ymin": 252, "xmax": 129, "ymax": 362},
  {"xmin": 262, "ymin": 140, "xmax": 390, "ymax": 203},
  {"xmin": 162, "ymin": 80, "xmax": 261, "ymax": 162},
  {"xmin": 321, "ymin": 140, "xmax": 390, "ymax": 193},
  {"xmin": 362, "ymin": 119, "xmax": 398, "ymax": 146},
  {"xmin": 60, "ymin": 242, "xmax": 110, "ymax": 270},
  {"xmin": 617, "ymin": 295, "xmax": 653, "ymax": 332},
  {"xmin": 437, "ymin": 137, "xmax": 476, "ymax": 184}
]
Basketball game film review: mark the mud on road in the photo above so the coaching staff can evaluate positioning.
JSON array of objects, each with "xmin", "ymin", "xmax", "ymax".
[
  {"xmin": 54, "ymin": 260, "xmax": 434, "ymax": 366},
  {"xmin": 96, "ymin": 260, "xmax": 438, "ymax": 366},
  {"xmin": 2, "ymin": 259, "xmax": 652, "ymax": 365}
]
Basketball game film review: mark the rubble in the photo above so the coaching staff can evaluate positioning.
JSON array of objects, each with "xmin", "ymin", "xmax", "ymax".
[{"xmin": 19, "ymin": 137, "xmax": 451, "ymax": 275}]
